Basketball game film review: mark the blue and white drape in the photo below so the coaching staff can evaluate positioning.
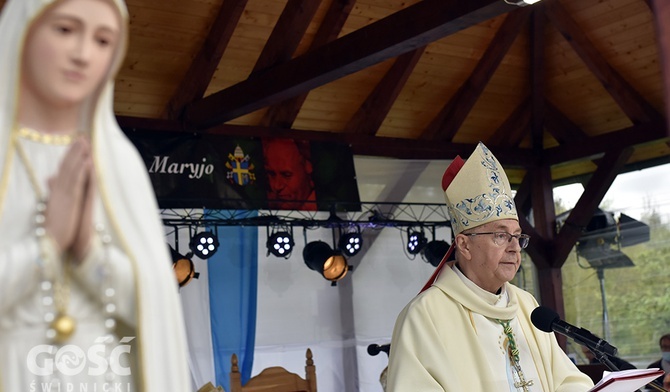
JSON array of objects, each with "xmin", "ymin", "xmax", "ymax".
[{"xmin": 176, "ymin": 211, "xmax": 258, "ymax": 392}]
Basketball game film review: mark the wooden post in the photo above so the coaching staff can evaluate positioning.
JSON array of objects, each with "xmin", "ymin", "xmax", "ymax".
[{"xmin": 651, "ymin": 0, "xmax": 670, "ymax": 136}]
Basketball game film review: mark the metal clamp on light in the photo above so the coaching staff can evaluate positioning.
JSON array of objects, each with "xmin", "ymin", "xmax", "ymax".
[{"xmin": 504, "ymin": 0, "xmax": 542, "ymax": 6}]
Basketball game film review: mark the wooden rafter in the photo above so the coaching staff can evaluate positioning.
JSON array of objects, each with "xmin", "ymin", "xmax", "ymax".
[
  {"xmin": 543, "ymin": 120, "xmax": 667, "ymax": 165},
  {"xmin": 183, "ymin": 0, "xmax": 516, "ymax": 129},
  {"xmin": 552, "ymin": 147, "xmax": 635, "ymax": 266},
  {"xmin": 420, "ymin": 8, "xmax": 531, "ymax": 141},
  {"xmin": 261, "ymin": 0, "xmax": 357, "ymax": 128},
  {"xmin": 529, "ymin": 6, "xmax": 546, "ymax": 151},
  {"xmin": 344, "ymin": 47, "xmax": 426, "ymax": 135},
  {"xmin": 543, "ymin": 100, "xmax": 588, "ymax": 144},
  {"xmin": 205, "ymin": 122, "xmax": 537, "ymax": 164},
  {"xmin": 251, "ymin": 0, "xmax": 323, "ymax": 73},
  {"xmin": 651, "ymin": 0, "xmax": 670, "ymax": 137},
  {"xmin": 162, "ymin": 0, "xmax": 248, "ymax": 120},
  {"xmin": 545, "ymin": 1, "xmax": 663, "ymax": 125},
  {"xmin": 487, "ymin": 97, "xmax": 530, "ymax": 147}
]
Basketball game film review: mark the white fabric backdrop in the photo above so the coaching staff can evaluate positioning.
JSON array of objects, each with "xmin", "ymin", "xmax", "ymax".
[{"xmin": 169, "ymin": 222, "xmax": 216, "ymax": 391}]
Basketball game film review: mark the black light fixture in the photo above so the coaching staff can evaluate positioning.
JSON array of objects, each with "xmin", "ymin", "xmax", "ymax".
[
  {"xmin": 338, "ymin": 228, "xmax": 363, "ymax": 257},
  {"xmin": 556, "ymin": 208, "xmax": 650, "ymax": 269},
  {"xmin": 504, "ymin": 0, "xmax": 542, "ymax": 6},
  {"xmin": 557, "ymin": 208, "xmax": 650, "ymax": 343},
  {"xmin": 267, "ymin": 227, "xmax": 295, "ymax": 258},
  {"xmin": 189, "ymin": 231, "xmax": 220, "ymax": 259},
  {"xmin": 169, "ymin": 245, "xmax": 199, "ymax": 288},
  {"xmin": 303, "ymin": 240, "xmax": 349, "ymax": 285},
  {"xmin": 407, "ymin": 229, "xmax": 427, "ymax": 255},
  {"xmin": 421, "ymin": 240, "xmax": 451, "ymax": 267}
]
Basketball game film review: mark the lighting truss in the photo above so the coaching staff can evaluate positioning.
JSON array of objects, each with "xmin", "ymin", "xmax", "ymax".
[
  {"xmin": 162, "ymin": 201, "xmax": 452, "ymax": 264},
  {"xmin": 160, "ymin": 201, "xmax": 452, "ymax": 231}
]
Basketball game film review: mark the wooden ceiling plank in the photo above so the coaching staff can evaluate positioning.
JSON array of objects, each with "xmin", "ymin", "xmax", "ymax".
[
  {"xmin": 543, "ymin": 100, "xmax": 588, "ymax": 144},
  {"xmin": 543, "ymin": 120, "xmax": 667, "ymax": 165},
  {"xmin": 162, "ymin": 0, "xmax": 248, "ymax": 120},
  {"xmin": 184, "ymin": 0, "xmax": 517, "ymax": 129},
  {"xmin": 545, "ymin": 1, "xmax": 663, "ymax": 125},
  {"xmin": 252, "ymin": 0, "xmax": 323, "ymax": 73},
  {"xmin": 260, "ymin": 0, "xmax": 357, "ymax": 128},
  {"xmin": 552, "ymin": 146, "xmax": 634, "ymax": 266},
  {"xmin": 487, "ymin": 96, "xmax": 530, "ymax": 147},
  {"xmin": 420, "ymin": 8, "xmax": 531, "ymax": 142},
  {"xmin": 344, "ymin": 47, "xmax": 426, "ymax": 135}
]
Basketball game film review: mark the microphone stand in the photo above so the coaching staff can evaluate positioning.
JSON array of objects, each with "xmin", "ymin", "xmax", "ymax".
[
  {"xmin": 589, "ymin": 346, "xmax": 619, "ymax": 372},
  {"xmin": 587, "ymin": 346, "xmax": 668, "ymax": 392}
]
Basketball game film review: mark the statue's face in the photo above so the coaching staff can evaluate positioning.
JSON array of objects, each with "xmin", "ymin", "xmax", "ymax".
[{"xmin": 21, "ymin": 0, "xmax": 121, "ymax": 109}]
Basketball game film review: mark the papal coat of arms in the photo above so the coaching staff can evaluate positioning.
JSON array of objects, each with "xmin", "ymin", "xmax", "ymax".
[{"xmin": 225, "ymin": 145, "xmax": 256, "ymax": 186}]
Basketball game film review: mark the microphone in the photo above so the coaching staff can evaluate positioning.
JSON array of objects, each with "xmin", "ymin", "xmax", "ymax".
[{"xmin": 531, "ymin": 306, "xmax": 617, "ymax": 357}]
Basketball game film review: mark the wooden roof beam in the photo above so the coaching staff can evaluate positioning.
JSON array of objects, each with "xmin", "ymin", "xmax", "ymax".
[
  {"xmin": 552, "ymin": 147, "xmax": 634, "ymax": 266},
  {"xmin": 116, "ymin": 114, "xmax": 534, "ymax": 164},
  {"xmin": 651, "ymin": 0, "xmax": 670, "ymax": 137},
  {"xmin": 162, "ymin": 0, "xmax": 248, "ymax": 120},
  {"xmin": 543, "ymin": 120, "xmax": 667, "ymax": 164},
  {"xmin": 261, "ymin": 0, "xmax": 357, "ymax": 128},
  {"xmin": 543, "ymin": 100, "xmax": 589, "ymax": 144},
  {"xmin": 184, "ymin": 0, "xmax": 517, "ymax": 129},
  {"xmin": 487, "ymin": 96, "xmax": 531, "ymax": 147},
  {"xmin": 252, "ymin": 0, "xmax": 323, "ymax": 74},
  {"xmin": 529, "ymin": 6, "xmax": 546, "ymax": 152},
  {"xmin": 515, "ymin": 174, "xmax": 552, "ymax": 269},
  {"xmin": 545, "ymin": 1, "xmax": 663, "ymax": 125},
  {"xmin": 421, "ymin": 8, "xmax": 531, "ymax": 141},
  {"xmin": 344, "ymin": 47, "xmax": 426, "ymax": 136}
]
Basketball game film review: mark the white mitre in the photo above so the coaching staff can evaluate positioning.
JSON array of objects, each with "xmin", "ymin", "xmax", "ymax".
[{"xmin": 443, "ymin": 142, "xmax": 518, "ymax": 235}]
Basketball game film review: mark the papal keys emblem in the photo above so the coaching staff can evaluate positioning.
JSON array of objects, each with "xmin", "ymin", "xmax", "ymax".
[{"xmin": 225, "ymin": 145, "xmax": 256, "ymax": 186}]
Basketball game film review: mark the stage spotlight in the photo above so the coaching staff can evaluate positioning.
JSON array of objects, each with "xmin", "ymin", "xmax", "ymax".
[
  {"xmin": 339, "ymin": 231, "xmax": 363, "ymax": 257},
  {"xmin": 189, "ymin": 231, "xmax": 219, "ymax": 259},
  {"xmin": 169, "ymin": 245, "xmax": 199, "ymax": 288},
  {"xmin": 505, "ymin": 0, "xmax": 542, "ymax": 6},
  {"xmin": 267, "ymin": 231, "xmax": 295, "ymax": 258},
  {"xmin": 421, "ymin": 240, "xmax": 451, "ymax": 267},
  {"xmin": 303, "ymin": 241, "xmax": 349, "ymax": 284},
  {"xmin": 407, "ymin": 230, "xmax": 427, "ymax": 255}
]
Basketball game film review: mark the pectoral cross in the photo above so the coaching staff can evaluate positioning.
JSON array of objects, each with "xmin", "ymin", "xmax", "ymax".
[
  {"xmin": 511, "ymin": 359, "xmax": 534, "ymax": 392},
  {"xmin": 497, "ymin": 319, "xmax": 535, "ymax": 392},
  {"xmin": 514, "ymin": 378, "xmax": 534, "ymax": 392}
]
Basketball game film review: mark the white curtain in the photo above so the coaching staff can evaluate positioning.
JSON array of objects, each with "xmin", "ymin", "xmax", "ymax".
[{"xmin": 168, "ymin": 219, "xmax": 217, "ymax": 390}]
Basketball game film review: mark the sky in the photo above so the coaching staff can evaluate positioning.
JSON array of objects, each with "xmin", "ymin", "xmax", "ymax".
[{"xmin": 553, "ymin": 162, "xmax": 670, "ymax": 222}]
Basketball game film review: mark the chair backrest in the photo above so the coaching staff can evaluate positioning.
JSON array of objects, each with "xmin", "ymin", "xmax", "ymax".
[
  {"xmin": 197, "ymin": 382, "xmax": 224, "ymax": 392},
  {"xmin": 230, "ymin": 348, "xmax": 317, "ymax": 392}
]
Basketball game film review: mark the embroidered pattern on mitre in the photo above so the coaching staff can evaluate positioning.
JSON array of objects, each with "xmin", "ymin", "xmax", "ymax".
[{"xmin": 444, "ymin": 143, "xmax": 517, "ymax": 234}]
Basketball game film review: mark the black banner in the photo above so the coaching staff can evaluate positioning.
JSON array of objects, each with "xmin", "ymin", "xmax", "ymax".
[{"xmin": 126, "ymin": 130, "xmax": 361, "ymax": 211}]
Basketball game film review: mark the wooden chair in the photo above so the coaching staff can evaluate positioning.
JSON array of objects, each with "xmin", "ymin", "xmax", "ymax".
[
  {"xmin": 230, "ymin": 348, "xmax": 317, "ymax": 392},
  {"xmin": 197, "ymin": 382, "xmax": 225, "ymax": 392}
]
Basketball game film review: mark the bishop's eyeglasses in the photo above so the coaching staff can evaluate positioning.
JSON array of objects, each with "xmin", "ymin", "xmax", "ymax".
[{"xmin": 463, "ymin": 232, "xmax": 530, "ymax": 249}]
